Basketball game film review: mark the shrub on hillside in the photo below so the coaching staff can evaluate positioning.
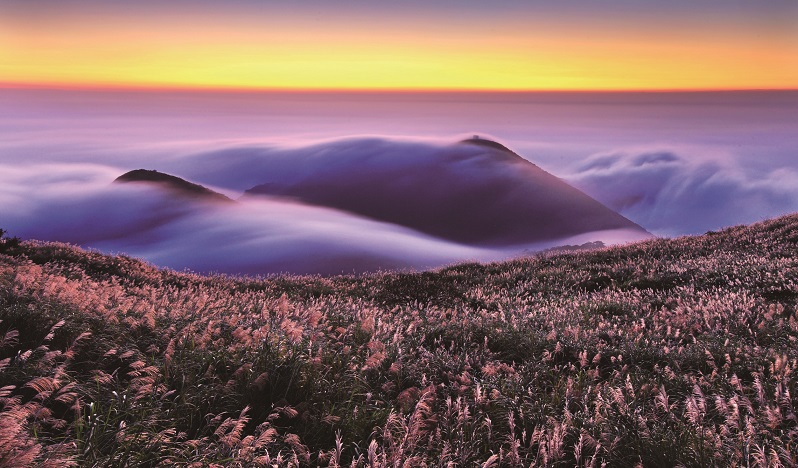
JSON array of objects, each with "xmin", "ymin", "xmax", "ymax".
[{"xmin": 0, "ymin": 229, "xmax": 20, "ymax": 255}]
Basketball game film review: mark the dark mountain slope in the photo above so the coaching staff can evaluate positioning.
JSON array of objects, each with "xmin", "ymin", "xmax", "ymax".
[{"xmin": 244, "ymin": 138, "xmax": 648, "ymax": 245}]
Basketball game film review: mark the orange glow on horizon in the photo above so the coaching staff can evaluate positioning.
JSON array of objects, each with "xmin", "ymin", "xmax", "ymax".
[
  {"xmin": 2, "ymin": 80, "xmax": 797, "ymax": 94},
  {"xmin": 2, "ymin": 8, "xmax": 797, "ymax": 92}
]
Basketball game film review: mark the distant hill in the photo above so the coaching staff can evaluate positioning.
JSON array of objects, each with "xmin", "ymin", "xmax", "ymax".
[
  {"xmin": 244, "ymin": 138, "xmax": 649, "ymax": 245},
  {"xmin": 114, "ymin": 169, "xmax": 233, "ymax": 203}
]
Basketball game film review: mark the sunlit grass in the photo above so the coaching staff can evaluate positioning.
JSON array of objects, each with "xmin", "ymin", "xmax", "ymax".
[{"xmin": 1, "ymin": 214, "xmax": 797, "ymax": 466}]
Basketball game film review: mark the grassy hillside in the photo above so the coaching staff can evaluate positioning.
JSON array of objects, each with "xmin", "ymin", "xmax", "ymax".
[{"xmin": 1, "ymin": 214, "xmax": 797, "ymax": 467}]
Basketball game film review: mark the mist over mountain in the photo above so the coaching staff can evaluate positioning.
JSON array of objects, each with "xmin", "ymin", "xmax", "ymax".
[
  {"xmin": 3, "ymin": 88, "xmax": 797, "ymax": 243},
  {"xmin": 165, "ymin": 137, "xmax": 648, "ymax": 246},
  {"xmin": 1, "ymin": 137, "xmax": 652, "ymax": 275}
]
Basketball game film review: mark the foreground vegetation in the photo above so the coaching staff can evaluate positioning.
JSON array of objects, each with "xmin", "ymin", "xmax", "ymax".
[{"xmin": 1, "ymin": 215, "xmax": 797, "ymax": 467}]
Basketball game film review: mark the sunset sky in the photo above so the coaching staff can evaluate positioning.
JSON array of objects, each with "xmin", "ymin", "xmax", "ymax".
[{"xmin": 2, "ymin": 0, "xmax": 797, "ymax": 91}]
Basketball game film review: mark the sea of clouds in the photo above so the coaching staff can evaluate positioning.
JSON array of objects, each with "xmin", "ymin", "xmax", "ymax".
[
  {"xmin": 3, "ymin": 137, "xmax": 797, "ymax": 274},
  {"xmin": 2, "ymin": 89, "xmax": 796, "ymax": 274},
  {"xmin": 567, "ymin": 149, "xmax": 798, "ymax": 237},
  {"xmin": 0, "ymin": 159, "xmax": 502, "ymax": 275},
  {"xmin": 0, "ymin": 138, "xmax": 653, "ymax": 274}
]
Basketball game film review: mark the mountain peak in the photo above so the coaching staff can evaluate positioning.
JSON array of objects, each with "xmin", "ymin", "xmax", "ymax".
[
  {"xmin": 459, "ymin": 136, "xmax": 515, "ymax": 154},
  {"xmin": 114, "ymin": 169, "xmax": 234, "ymax": 203},
  {"xmin": 457, "ymin": 136, "xmax": 532, "ymax": 164}
]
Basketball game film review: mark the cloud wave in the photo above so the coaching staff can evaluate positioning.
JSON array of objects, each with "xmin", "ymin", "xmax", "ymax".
[
  {"xmin": 1, "ymin": 163, "xmax": 503, "ymax": 274},
  {"xmin": 0, "ymin": 138, "xmax": 650, "ymax": 275},
  {"xmin": 567, "ymin": 150, "xmax": 798, "ymax": 236}
]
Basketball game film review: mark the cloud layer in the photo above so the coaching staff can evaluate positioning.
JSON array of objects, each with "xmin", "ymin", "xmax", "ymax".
[
  {"xmin": 568, "ymin": 150, "xmax": 798, "ymax": 236},
  {"xmin": 0, "ymin": 138, "xmax": 652, "ymax": 275},
  {"xmin": 3, "ymin": 137, "xmax": 795, "ymax": 275},
  {"xmin": 2, "ymin": 89, "xmax": 796, "ymax": 274},
  {"xmin": 1, "ymin": 164, "xmax": 500, "ymax": 274}
]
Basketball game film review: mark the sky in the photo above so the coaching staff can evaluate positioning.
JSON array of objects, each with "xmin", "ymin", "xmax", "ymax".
[{"xmin": 2, "ymin": 0, "xmax": 797, "ymax": 91}]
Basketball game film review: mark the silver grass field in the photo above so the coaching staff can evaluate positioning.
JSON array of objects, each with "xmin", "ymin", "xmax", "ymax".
[{"xmin": 1, "ymin": 215, "xmax": 797, "ymax": 466}]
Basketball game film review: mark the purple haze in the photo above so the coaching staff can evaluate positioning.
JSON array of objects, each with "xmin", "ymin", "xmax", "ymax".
[{"xmin": 1, "ymin": 88, "xmax": 796, "ymax": 274}]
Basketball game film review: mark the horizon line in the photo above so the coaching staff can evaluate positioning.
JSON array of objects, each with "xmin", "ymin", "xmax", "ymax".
[{"xmin": 2, "ymin": 81, "xmax": 797, "ymax": 94}]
